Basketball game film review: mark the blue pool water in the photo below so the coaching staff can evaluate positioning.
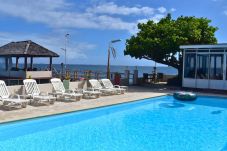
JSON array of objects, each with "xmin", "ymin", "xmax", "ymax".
[{"xmin": 0, "ymin": 95, "xmax": 227, "ymax": 151}]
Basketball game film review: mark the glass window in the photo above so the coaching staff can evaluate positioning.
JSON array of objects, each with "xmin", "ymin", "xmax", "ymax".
[
  {"xmin": 0, "ymin": 57, "xmax": 6, "ymax": 71},
  {"xmin": 198, "ymin": 49, "xmax": 209, "ymax": 52},
  {"xmin": 184, "ymin": 53, "xmax": 196, "ymax": 78},
  {"xmin": 210, "ymin": 49, "xmax": 224, "ymax": 52},
  {"xmin": 196, "ymin": 54, "xmax": 209, "ymax": 79},
  {"xmin": 186, "ymin": 49, "xmax": 196, "ymax": 53},
  {"xmin": 210, "ymin": 54, "xmax": 223, "ymax": 80}
]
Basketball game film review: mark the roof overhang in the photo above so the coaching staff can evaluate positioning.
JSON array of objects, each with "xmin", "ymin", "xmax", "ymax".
[
  {"xmin": 180, "ymin": 44, "xmax": 227, "ymax": 49},
  {"xmin": 0, "ymin": 40, "xmax": 59, "ymax": 57},
  {"xmin": 0, "ymin": 55, "xmax": 59, "ymax": 57}
]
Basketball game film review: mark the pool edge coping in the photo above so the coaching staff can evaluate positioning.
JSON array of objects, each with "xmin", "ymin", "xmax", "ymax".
[
  {"xmin": 0, "ymin": 94, "xmax": 168, "ymax": 125},
  {"xmin": 1, "ymin": 92, "xmax": 227, "ymax": 125}
]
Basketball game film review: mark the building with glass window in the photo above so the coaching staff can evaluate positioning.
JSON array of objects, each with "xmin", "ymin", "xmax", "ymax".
[{"xmin": 180, "ymin": 44, "xmax": 227, "ymax": 90}]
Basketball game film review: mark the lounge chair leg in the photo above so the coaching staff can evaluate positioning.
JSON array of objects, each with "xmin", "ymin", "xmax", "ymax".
[
  {"xmin": 76, "ymin": 96, "xmax": 81, "ymax": 101},
  {"xmin": 21, "ymin": 102, "xmax": 27, "ymax": 108},
  {"xmin": 50, "ymin": 99, "xmax": 55, "ymax": 104}
]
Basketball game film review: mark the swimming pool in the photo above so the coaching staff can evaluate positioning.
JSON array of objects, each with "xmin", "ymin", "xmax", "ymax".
[{"xmin": 0, "ymin": 95, "xmax": 226, "ymax": 151}]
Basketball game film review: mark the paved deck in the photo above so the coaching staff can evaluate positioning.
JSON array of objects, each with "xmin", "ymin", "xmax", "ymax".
[{"xmin": 0, "ymin": 86, "xmax": 168, "ymax": 124}]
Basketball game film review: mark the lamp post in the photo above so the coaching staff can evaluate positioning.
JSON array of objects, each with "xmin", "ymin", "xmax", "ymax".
[
  {"xmin": 61, "ymin": 33, "xmax": 70, "ymax": 70},
  {"xmin": 106, "ymin": 39, "xmax": 121, "ymax": 79}
]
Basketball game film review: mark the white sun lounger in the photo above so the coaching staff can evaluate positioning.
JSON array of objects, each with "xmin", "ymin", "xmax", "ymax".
[
  {"xmin": 75, "ymin": 88, "xmax": 101, "ymax": 99},
  {"xmin": 0, "ymin": 80, "xmax": 28, "ymax": 110},
  {"xmin": 89, "ymin": 79, "xmax": 115, "ymax": 95},
  {"xmin": 50, "ymin": 78, "xmax": 83, "ymax": 101},
  {"xmin": 100, "ymin": 79, "xmax": 126, "ymax": 94},
  {"xmin": 23, "ymin": 79, "xmax": 55, "ymax": 105}
]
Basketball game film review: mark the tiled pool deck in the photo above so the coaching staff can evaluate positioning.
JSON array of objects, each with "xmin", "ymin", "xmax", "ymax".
[
  {"xmin": 1, "ymin": 85, "xmax": 227, "ymax": 124},
  {"xmin": 0, "ymin": 86, "xmax": 168, "ymax": 123}
]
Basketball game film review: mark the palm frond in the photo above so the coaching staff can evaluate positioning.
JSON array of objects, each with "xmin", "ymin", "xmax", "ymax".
[{"xmin": 111, "ymin": 47, "xmax": 117, "ymax": 59}]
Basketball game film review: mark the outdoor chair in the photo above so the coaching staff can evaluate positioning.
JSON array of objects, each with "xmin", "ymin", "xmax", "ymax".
[
  {"xmin": 0, "ymin": 80, "xmax": 28, "ymax": 110},
  {"xmin": 100, "ymin": 79, "xmax": 126, "ymax": 94},
  {"xmin": 23, "ymin": 79, "xmax": 55, "ymax": 105},
  {"xmin": 89, "ymin": 79, "xmax": 115, "ymax": 95},
  {"xmin": 50, "ymin": 78, "xmax": 83, "ymax": 101}
]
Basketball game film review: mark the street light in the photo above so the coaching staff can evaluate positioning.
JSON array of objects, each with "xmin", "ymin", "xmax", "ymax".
[
  {"xmin": 61, "ymin": 33, "xmax": 70, "ymax": 70},
  {"xmin": 106, "ymin": 39, "xmax": 121, "ymax": 79}
]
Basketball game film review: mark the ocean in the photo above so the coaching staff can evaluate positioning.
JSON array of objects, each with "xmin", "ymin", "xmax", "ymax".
[{"xmin": 33, "ymin": 64, "xmax": 178, "ymax": 77}]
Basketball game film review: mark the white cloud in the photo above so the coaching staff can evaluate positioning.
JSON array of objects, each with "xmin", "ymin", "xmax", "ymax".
[
  {"xmin": 151, "ymin": 14, "xmax": 165, "ymax": 23},
  {"xmin": 86, "ymin": 2, "xmax": 155, "ymax": 15},
  {"xmin": 66, "ymin": 42, "xmax": 96, "ymax": 60},
  {"xmin": 137, "ymin": 14, "xmax": 165, "ymax": 24},
  {"xmin": 0, "ymin": 0, "xmax": 137, "ymax": 33},
  {"xmin": 137, "ymin": 18, "xmax": 149, "ymax": 24},
  {"xmin": 0, "ymin": 0, "xmax": 173, "ymax": 34},
  {"xmin": 157, "ymin": 7, "xmax": 167, "ymax": 13},
  {"xmin": 170, "ymin": 8, "xmax": 176, "ymax": 12},
  {"xmin": 224, "ymin": 10, "xmax": 227, "ymax": 15},
  {"xmin": 0, "ymin": 32, "xmax": 96, "ymax": 62}
]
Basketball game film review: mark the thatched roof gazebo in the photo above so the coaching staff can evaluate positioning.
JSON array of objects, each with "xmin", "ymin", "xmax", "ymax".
[{"xmin": 0, "ymin": 40, "xmax": 59, "ymax": 79}]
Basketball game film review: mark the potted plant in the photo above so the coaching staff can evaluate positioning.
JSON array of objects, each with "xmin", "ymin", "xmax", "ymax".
[{"xmin": 63, "ymin": 71, "xmax": 70, "ymax": 90}]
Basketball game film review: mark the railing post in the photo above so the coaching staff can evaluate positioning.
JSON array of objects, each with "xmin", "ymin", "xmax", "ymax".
[
  {"xmin": 124, "ymin": 70, "xmax": 130, "ymax": 86},
  {"xmin": 88, "ymin": 70, "xmax": 91, "ymax": 79},
  {"xmin": 84, "ymin": 71, "xmax": 88, "ymax": 79},
  {"xmin": 61, "ymin": 63, "xmax": 64, "ymax": 80},
  {"xmin": 110, "ymin": 73, "xmax": 113, "ymax": 80},
  {"xmin": 74, "ymin": 71, "xmax": 78, "ymax": 81},
  {"xmin": 133, "ymin": 69, "xmax": 138, "ymax": 85},
  {"xmin": 96, "ymin": 72, "xmax": 100, "ymax": 79}
]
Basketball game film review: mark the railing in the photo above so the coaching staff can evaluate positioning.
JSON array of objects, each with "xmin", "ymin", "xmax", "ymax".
[
  {"xmin": 52, "ymin": 67, "xmax": 60, "ymax": 77},
  {"xmin": 4, "ymin": 69, "xmax": 134, "ymax": 86},
  {"xmin": 54, "ymin": 70, "xmax": 134, "ymax": 85},
  {"xmin": 4, "ymin": 78, "xmax": 48, "ymax": 86}
]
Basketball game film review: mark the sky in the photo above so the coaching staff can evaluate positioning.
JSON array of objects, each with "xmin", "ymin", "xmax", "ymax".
[{"xmin": 0, "ymin": 0, "xmax": 227, "ymax": 66}]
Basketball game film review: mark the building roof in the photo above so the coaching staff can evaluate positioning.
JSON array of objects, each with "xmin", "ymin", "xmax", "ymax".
[
  {"xmin": 0, "ymin": 40, "xmax": 59, "ymax": 57},
  {"xmin": 180, "ymin": 43, "xmax": 227, "ymax": 49}
]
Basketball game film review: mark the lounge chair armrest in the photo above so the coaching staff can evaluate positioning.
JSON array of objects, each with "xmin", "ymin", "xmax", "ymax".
[
  {"xmin": 9, "ymin": 94, "xmax": 21, "ymax": 100},
  {"xmin": 65, "ymin": 89, "xmax": 74, "ymax": 93},
  {"xmin": 87, "ymin": 88, "xmax": 100, "ymax": 92},
  {"xmin": 40, "ymin": 92, "xmax": 49, "ymax": 96},
  {"xmin": 114, "ymin": 85, "xmax": 121, "ymax": 88},
  {"xmin": 87, "ymin": 88, "xmax": 94, "ymax": 91},
  {"xmin": 47, "ymin": 92, "xmax": 55, "ymax": 96},
  {"xmin": 19, "ymin": 95, "xmax": 29, "ymax": 99},
  {"xmin": 75, "ymin": 88, "xmax": 83, "ymax": 93},
  {"xmin": 54, "ymin": 90, "xmax": 63, "ymax": 94}
]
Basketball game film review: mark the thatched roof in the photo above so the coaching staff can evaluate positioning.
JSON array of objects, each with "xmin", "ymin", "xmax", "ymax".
[{"xmin": 0, "ymin": 40, "xmax": 59, "ymax": 57}]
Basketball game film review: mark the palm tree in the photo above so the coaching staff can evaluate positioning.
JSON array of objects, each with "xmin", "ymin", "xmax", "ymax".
[{"xmin": 106, "ymin": 39, "xmax": 121, "ymax": 79}]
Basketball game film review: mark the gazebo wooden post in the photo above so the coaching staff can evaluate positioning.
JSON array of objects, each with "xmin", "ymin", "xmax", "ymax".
[
  {"xmin": 49, "ymin": 57, "xmax": 52, "ymax": 70},
  {"xmin": 5, "ymin": 57, "xmax": 9, "ymax": 71},
  {"xmin": 16, "ymin": 57, "xmax": 19, "ymax": 69},
  {"xmin": 24, "ymin": 57, "xmax": 27, "ymax": 71},
  {"xmin": 30, "ymin": 57, "xmax": 33, "ymax": 69}
]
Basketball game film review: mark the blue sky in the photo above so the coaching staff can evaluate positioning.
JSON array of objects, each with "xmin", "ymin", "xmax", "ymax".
[{"xmin": 0, "ymin": 0, "xmax": 227, "ymax": 66}]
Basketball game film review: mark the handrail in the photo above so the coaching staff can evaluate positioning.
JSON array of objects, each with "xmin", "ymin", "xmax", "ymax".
[{"xmin": 3, "ymin": 69, "xmax": 134, "ymax": 86}]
